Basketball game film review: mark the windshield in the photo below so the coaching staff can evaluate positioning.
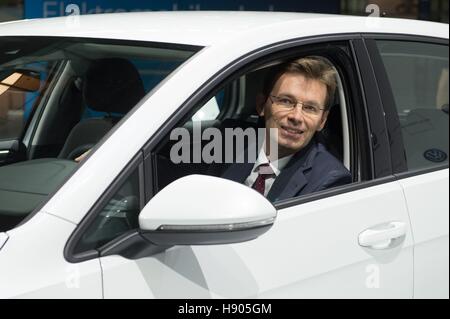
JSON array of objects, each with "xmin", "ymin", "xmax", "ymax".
[{"xmin": 0, "ymin": 36, "xmax": 200, "ymax": 232}]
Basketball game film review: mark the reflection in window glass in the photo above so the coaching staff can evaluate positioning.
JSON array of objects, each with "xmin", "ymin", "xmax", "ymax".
[
  {"xmin": 377, "ymin": 40, "xmax": 449, "ymax": 170},
  {"xmin": 0, "ymin": 62, "xmax": 52, "ymax": 140},
  {"xmin": 75, "ymin": 167, "xmax": 140, "ymax": 253}
]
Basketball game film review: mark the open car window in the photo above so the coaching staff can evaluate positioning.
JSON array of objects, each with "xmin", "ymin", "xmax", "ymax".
[{"xmin": 152, "ymin": 54, "xmax": 354, "ymax": 202}]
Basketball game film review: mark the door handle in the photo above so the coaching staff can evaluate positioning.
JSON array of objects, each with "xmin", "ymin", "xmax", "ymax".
[{"xmin": 358, "ymin": 221, "xmax": 406, "ymax": 250}]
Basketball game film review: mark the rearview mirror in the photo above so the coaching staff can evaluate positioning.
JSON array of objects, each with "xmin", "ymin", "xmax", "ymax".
[{"xmin": 138, "ymin": 175, "xmax": 277, "ymax": 246}]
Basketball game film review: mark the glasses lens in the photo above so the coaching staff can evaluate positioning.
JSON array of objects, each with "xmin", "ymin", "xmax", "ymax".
[
  {"xmin": 271, "ymin": 96, "xmax": 323, "ymax": 115},
  {"xmin": 272, "ymin": 96, "xmax": 293, "ymax": 108},
  {"xmin": 301, "ymin": 103, "xmax": 320, "ymax": 115}
]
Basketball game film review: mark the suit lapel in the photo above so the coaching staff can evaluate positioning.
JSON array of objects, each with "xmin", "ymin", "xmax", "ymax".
[
  {"xmin": 221, "ymin": 162, "xmax": 254, "ymax": 183},
  {"xmin": 220, "ymin": 140, "xmax": 319, "ymax": 201},
  {"xmin": 221, "ymin": 139, "xmax": 260, "ymax": 183}
]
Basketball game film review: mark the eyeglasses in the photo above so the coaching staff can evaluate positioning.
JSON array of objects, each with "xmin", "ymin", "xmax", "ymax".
[{"xmin": 269, "ymin": 95, "xmax": 325, "ymax": 116}]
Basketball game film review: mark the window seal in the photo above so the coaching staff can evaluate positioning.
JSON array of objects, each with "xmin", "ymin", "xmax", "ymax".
[
  {"xmin": 363, "ymin": 38, "xmax": 408, "ymax": 174},
  {"xmin": 361, "ymin": 33, "xmax": 448, "ymax": 44},
  {"xmin": 275, "ymin": 175, "xmax": 398, "ymax": 210},
  {"xmin": 351, "ymin": 38, "xmax": 392, "ymax": 178},
  {"xmin": 394, "ymin": 164, "xmax": 449, "ymax": 180}
]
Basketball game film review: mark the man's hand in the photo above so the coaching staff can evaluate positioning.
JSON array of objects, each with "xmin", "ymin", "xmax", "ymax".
[{"xmin": 75, "ymin": 149, "xmax": 91, "ymax": 163}]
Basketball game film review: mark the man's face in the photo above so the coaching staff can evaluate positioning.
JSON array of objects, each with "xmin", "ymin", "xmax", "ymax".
[{"xmin": 258, "ymin": 72, "xmax": 329, "ymax": 158}]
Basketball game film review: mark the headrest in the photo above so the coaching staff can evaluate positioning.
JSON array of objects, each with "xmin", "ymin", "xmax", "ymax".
[{"xmin": 83, "ymin": 58, "xmax": 145, "ymax": 114}]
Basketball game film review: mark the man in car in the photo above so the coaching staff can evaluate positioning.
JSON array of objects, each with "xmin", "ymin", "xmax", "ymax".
[{"xmin": 221, "ymin": 56, "xmax": 351, "ymax": 202}]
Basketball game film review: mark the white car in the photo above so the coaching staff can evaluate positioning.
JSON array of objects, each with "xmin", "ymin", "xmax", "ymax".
[{"xmin": 0, "ymin": 12, "xmax": 448, "ymax": 299}]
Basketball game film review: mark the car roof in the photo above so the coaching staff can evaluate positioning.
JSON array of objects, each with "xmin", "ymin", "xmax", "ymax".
[{"xmin": 0, "ymin": 11, "xmax": 448, "ymax": 46}]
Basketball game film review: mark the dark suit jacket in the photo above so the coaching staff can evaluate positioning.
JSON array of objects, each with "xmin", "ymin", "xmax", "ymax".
[{"xmin": 220, "ymin": 140, "xmax": 351, "ymax": 202}]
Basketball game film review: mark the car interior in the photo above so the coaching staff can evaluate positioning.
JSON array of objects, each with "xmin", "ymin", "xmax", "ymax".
[{"xmin": 377, "ymin": 40, "xmax": 449, "ymax": 171}]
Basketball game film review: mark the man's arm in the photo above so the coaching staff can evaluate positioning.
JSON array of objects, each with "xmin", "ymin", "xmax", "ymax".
[
  {"xmin": 315, "ymin": 169, "xmax": 352, "ymax": 192},
  {"xmin": 74, "ymin": 149, "xmax": 91, "ymax": 163}
]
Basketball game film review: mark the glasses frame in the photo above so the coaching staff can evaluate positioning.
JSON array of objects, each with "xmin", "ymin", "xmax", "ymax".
[{"xmin": 268, "ymin": 95, "xmax": 326, "ymax": 116}]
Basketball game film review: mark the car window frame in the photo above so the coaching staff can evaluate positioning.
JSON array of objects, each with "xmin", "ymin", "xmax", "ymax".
[
  {"xmin": 362, "ymin": 34, "xmax": 449, "ymax": 179},
  {"xmin": 142, "ymin": 34, "xmax": 384, "ymax": 210}
]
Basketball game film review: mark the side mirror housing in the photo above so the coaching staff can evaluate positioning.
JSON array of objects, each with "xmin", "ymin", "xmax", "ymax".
[{"xmin": 139, "ymin": 175, "xmax": 276, "ymax": 246}]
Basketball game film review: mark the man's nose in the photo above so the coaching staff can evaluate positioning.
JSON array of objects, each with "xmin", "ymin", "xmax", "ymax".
[{"xmin": 287, "ymin": 104, "xmax": 305, "ymax": 124}]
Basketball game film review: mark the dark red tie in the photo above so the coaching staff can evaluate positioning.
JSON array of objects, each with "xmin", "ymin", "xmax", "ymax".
[{"xmin": 252, "ymin": 163, "xmax": 274, "ymax": 195}]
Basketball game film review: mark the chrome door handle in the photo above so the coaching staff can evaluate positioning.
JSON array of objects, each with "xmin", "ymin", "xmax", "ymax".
[{"xmin": 358, "ymin": 221, "xmax": 407, "ymax": 250}]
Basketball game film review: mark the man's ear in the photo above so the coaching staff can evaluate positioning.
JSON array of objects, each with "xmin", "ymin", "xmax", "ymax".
[
  {"xmin": 318, "ymin": 110, "xmax": 329, "ymax": 131},
  {"xmin": 255, "ymin": 93, "xmax": 266, "ymax": 116}
]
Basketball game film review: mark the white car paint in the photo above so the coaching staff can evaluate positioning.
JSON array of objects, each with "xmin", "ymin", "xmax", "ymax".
[
  {"xmin": 0, "ymin": 213, "xmax": 102, "ymax": 298},
  {"xmin": 397, "ymin": 170, "xmax": 449, "ymax": 298},
  {"xmin": 0, "ymin": 11, "xmax": 447, "ymax": 45}
]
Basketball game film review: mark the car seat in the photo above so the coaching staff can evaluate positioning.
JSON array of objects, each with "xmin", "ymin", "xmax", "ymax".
[
  {"xmin": 317, "ymin": 101, "xmax": 343, "ymax": 162},
  {"xmin": 58, "ymin": 58, "xmax": 145, "ymax": 160}
]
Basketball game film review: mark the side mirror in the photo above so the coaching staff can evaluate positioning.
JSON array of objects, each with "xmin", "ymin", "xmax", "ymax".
[{"xmin": 139, "ymin": 175, "xmax": 277, "ymax": 246}]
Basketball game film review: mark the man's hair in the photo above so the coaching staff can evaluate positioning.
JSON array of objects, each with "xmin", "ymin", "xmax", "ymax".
[{"xmin": 262, "ymin": 56, "xmax": 337, "ymax": 110}]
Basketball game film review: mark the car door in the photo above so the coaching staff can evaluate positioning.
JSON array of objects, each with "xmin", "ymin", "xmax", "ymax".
[
  {"xmin": 365, "ymin": 36, "xmax": 449, "ymax": 298},
  {"xmin": 96, "ymin": 37, "xmax": 415, "ymax": 298},
  {"xmin": 98, "ymin": 185, "xmax": 412, "ymax": 299}
]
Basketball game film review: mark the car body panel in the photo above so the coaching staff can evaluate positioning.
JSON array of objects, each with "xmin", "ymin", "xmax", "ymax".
[
  {"xmin": 0, "ymin": 212, "xmax": 102, "ymax": 298},
  {"xmin": 398, "ymin": 169, "xmax": 449, "ymax": 298},
  {"xmin": 0, "ymin": 12, "xmax": 447, "ymax": 46}
]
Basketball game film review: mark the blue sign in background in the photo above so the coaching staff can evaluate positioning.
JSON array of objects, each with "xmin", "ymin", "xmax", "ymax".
[{"xmin": 25, "ymin": 0, "xmax": 340, "ymax": 19}]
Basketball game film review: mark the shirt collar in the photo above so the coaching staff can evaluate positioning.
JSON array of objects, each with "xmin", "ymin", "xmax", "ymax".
[{"xmin": 253, "ymin": 142, "xmax": 293, "ymax": 176}]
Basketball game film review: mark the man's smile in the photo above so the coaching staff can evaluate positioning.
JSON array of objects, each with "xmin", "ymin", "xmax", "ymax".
[{"xmin": 280, "ymin": 125, "xmax": 304, "ymax": 138}]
